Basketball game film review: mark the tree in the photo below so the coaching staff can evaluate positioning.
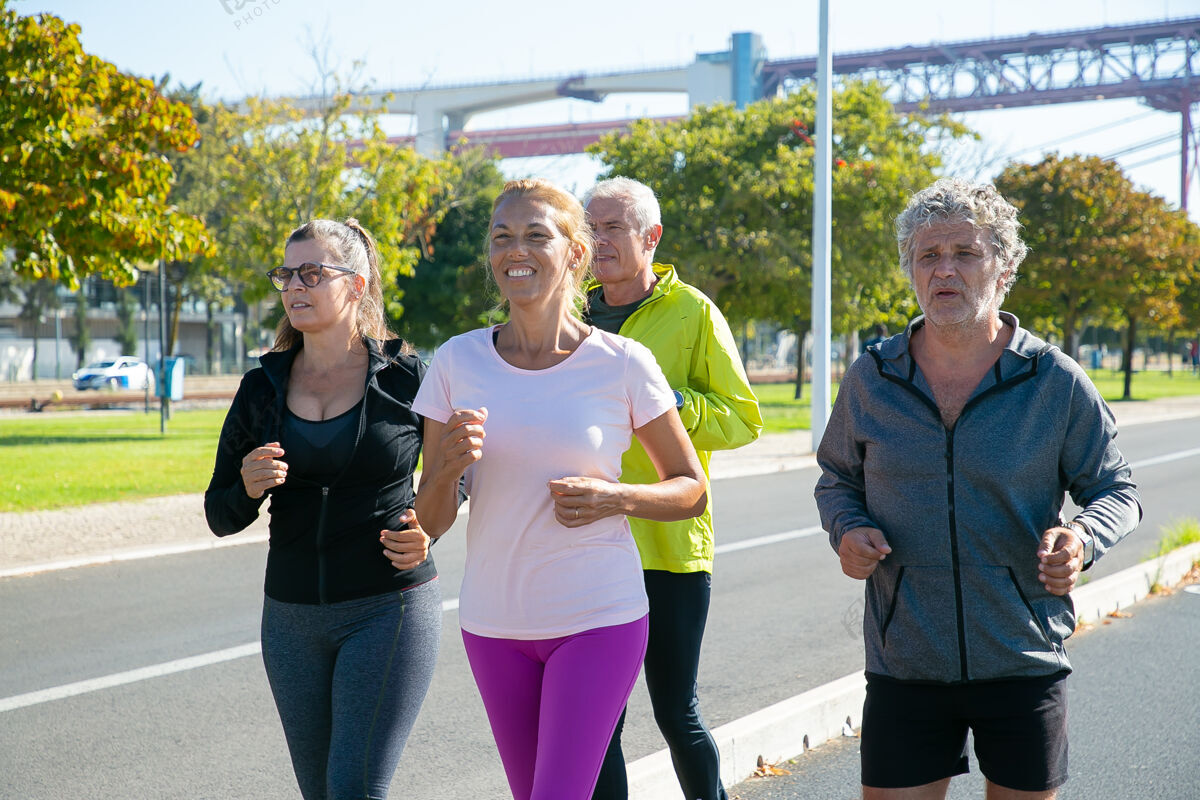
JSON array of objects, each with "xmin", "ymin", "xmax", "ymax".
[
  {"xmin": 16, "ymin": 276, "xmax": 60, "ymax": 378},
  {"xmin": 69, "ymin": 282, "xmax": 90, "ymax": 367},
  {"xmin": 589, "ymin": 82, "xmax": 966, "ymax": 396},
  {"xmin": 1105, "ymin": 194, "xmax": 1197, "ymax": 399},
  {"xmin": 395, "ymin": 151, "xmax": 507, "ymax": 350},
  {"xmin": 0, "ymin": 5, "xmax": 212, "ymax": 287},
  {"xmin": 995, "ymin": 154, "xmax": 1139, "ymax": 359},
  {"xmin": 115, "ymin": 286, "xmax": 139, "ymax": 357},
  {"xmin": 168, "ymin": 89, "xmax": 481, "ymax": 353},
  {"xmin": 997, "ymin": 154, "xmax": 1200, "ymax": 396},
  {"xmin": 1176, "ymin": 229, "xmax": 1200, "ymax": 376}
]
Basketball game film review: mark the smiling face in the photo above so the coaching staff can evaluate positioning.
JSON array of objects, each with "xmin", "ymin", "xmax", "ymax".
[
  {"xmin": 279, "ymin": 238, "xmax": 364, "ymax": 336},
  {"xmin": 489, "ymin": 196, "xmax": 581, "ymax": 313},
  {"xmin": 910, "ymin": 220, "xmax": 1011, "ymax": 330}
]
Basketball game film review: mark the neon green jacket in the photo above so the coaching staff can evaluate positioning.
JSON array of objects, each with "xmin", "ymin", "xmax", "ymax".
[{"xmin": 586, "ymin": 263, "xmax": 763, "ymax": 573}]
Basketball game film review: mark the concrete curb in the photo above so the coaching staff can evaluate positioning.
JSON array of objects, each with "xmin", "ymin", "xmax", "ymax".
[
  {"xmin": 1071, "ymin": 540, "xmax": 1200, "ymax": 623},
  {"xmin": 628, "ymin": 541, "xmax": 1200, "ymax": 799}
]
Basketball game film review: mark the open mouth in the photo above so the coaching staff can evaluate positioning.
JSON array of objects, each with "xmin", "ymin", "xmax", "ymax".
[{"xmin": 506, "ymin": 267, "xmax": 534, "ymax": 277}]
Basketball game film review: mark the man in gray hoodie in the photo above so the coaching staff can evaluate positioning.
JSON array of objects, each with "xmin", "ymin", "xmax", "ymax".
[{"xmin": 815, "ymin": 178, "xmax": 1141, "ymax": 800}]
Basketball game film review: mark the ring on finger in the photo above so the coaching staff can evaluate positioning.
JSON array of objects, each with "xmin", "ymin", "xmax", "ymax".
[{"xmin": 574, "ymin": 508, "xmax": 579, "ymax": 520}]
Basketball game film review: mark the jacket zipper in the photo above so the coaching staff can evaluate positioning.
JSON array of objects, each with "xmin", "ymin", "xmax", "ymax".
[
  {"xmin": 944, "ymin": 428, "xmax": 969, "ymax": 681},
  {"xmin": 317, "ymin": 486, "xmax": 330, "ymax": 604},
  {"xmin": 874, "ymin": 346, "xmax": 1049, "ymax": 683}
]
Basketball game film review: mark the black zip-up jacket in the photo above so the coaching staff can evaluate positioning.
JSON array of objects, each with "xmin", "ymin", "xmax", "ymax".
[{"xmin": 204, "ymin": 337, "xmax": 435, "ymax": 604}]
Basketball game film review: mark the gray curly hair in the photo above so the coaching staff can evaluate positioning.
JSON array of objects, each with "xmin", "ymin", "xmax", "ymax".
[{"xmin": 895, "ymin": 178, "xmax": 1028, "ymax": 297}]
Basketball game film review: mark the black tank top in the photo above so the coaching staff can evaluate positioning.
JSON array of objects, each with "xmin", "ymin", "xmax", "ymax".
[{"xmin": 281, "ymin": 404, "xmax": 362, "ymax": 485}]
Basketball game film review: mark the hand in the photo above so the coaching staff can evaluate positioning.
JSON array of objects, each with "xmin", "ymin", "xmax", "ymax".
[
  {"xmin": 433, "ymin": 407, "xmax": 487, "ymax": 480},
  {"xmin": 838, "ymin": 527, "xmax": 892, "ymax": 580},
  {"xmin": 380, "ymin": 508, "xmax": 431, "ymax": 571},
  {"xmin": 1037, "ymin": 527, "xmax": 1085, "ymax": 596},
  {"xmin": 240, "ymin": 442, "xmax": 287, "ymax": 499},
  {"xmin": 547, "ymin": 476, "xmax": 626, "ymax": 528}
]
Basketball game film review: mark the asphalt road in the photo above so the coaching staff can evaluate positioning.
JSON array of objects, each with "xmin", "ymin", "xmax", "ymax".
[
  {"xmin": 730, "ymin": 584, "xmax": 1200, "ymax": 800},
  {"xmin": 1, "ymin": 417, "xmax": 1198, "ymax": 799}
]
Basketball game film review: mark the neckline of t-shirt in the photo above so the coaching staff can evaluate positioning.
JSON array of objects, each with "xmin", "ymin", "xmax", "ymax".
[{"xmin": 485, "ymin": 324, "xmax": 598, "ymax": 375}]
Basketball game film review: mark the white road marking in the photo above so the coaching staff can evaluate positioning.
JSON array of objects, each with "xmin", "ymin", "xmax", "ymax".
[
  {"xmin": 0, "ymin": 529, "xmax": 810, "ymax": 713},
  {"xmin": 1, "ymin": 598, "xmax": 463, "ymax": 714},
  {"xmin": 0, "ymin": 534, "xmax": 269, "ymax": 580},
  {"xmin": 0, "ymin": 643, "xmax": 262, "ymax": 713},
  {"xmin": 714, "ymin": 526, "xmax": 825, "ymax": 554},
  {"xmin": 6, "ymin": 441, "xmax": 1198, "ymax": 714},
  {"xmin": 1128, "ymin": 447, "xmax": 1200, "ymax": 471}
]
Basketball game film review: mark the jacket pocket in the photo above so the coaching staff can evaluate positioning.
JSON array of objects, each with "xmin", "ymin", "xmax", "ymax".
[
  {"xmin": 868, "ymin": 565, "xmax": 960, "ymax": 682},
  {"xmin": 879, "ymin": 566, "xmax": 905, "ymax": 647},
  {"xmin": 960, "ymin": 565, "xmax": 1067, "ymax": 681}
]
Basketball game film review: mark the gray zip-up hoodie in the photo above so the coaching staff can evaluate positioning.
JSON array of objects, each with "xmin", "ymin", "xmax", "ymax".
[{"xmin": 815, "ymin": 313, "xmax": 1141, "ymax": 683}]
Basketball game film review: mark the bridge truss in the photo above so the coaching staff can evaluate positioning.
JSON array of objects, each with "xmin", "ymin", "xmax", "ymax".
[{"xmin": 760, "ymin": 17, "xmax": 1200, "ymax": 206}]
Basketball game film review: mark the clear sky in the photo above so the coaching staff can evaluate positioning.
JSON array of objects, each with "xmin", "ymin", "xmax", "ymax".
[{"xmin": 13, "ymin": 0, "xmax": 1199, "ymax": 214}]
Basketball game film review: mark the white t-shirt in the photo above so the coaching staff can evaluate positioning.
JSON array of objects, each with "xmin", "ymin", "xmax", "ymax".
[{"xmin": 414, "ymin": 326, "xmax": 675, "ymax": 639}]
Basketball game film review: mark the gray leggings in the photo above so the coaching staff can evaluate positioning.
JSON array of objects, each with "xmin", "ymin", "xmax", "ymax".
[{"xmin": 261, "ymin": 579, "xmax": 442, "ymax": 800}]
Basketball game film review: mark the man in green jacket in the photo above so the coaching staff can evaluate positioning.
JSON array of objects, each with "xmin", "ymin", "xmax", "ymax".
[{"xmin": 583, "ymin": 177, "xmax": 762, "ymax": 800}]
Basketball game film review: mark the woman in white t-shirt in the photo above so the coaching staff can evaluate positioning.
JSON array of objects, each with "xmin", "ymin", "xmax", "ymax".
[{"xmin": 404, "ymin": 178, "xmax": 707, "ymax": 800}]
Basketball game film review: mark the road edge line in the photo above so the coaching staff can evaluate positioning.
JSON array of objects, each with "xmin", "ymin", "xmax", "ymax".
[{"xmin": 0, "ymin": 533, "xmax": 269, "ymax": 579}]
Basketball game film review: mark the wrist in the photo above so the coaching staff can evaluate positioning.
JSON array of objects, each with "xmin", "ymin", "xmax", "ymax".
[{"xmin": 1064, "ymin": 519, "xmax": 1095, "ymax": 570}]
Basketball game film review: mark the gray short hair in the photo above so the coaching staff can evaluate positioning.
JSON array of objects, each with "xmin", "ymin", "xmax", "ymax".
[
  {"xmin": 583, "ymin": 176, "xmax": 662, "ymax": 238},
  {"xmin": 895, "ymin": 178, "xmax": 1027, "ymax": 296}
]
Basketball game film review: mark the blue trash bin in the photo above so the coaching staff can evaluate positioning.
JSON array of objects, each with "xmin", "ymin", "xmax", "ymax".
[{"xmin": 156, "ymin": 357, "xmax": 185, "ymax": 401}]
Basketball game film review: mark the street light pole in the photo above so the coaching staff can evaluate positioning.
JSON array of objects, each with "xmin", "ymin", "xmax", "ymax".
[
  {"xmin": 158, "ymin": 260, "xmax": 167, "ymax": 434},
  {"xmin": 143, "ymin": 275, "xmax": 151, "ymax": 413},
  {"xmin": 810, "ymin": 0, "xmax": 833, "ymax": 451},
  {"xmin": 54, "ymin": 308, "xmax": 62, "ymax": 380}
]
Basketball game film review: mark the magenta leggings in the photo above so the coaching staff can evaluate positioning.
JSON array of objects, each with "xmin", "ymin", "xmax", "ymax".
[{"xmin": 462, "ymin": 616, "xmax": 649, "ymax": 800}]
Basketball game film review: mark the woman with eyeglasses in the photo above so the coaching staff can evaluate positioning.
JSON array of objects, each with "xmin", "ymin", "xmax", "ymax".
[
  {"xmin": 396, "ymin": 179, "xmax": 707, "ymax": 799},
  {"xmin": 204, "ymin": 218, "xmax": 442, "ymax": 800}
]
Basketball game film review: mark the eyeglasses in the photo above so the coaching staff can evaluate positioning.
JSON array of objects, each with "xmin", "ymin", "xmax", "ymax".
[{"xmin": 266, "ymin": 262, "xmax": 357, "ymax": 291}]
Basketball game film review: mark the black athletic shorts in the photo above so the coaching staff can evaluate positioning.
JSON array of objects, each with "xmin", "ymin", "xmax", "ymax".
[{"xmin": 861, "ymin": 670, "xmax": 1069, "ymax": 792}]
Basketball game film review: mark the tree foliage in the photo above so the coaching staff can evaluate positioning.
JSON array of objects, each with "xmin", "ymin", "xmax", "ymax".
[
  {"xmin": 0, "ymin": 5, "xmax": 212, "ymax": 287},
  {"xmin": 168, "ymin": 90, "xmax": 491, "ymax": 348},
  {"xmin": 589, "ymin": 81, "xmax": 969, "ymax": 395},
  {"xmin": 995, "ymin": 154, "xmax": 1144, "ymax": 358},
  {"xmin": 395, "ymin": 151, "xmax": 506, "ymax": 350},
  {"xmin": 996, "ymin": 154, "xmax": 1200, "ymax": 397}
]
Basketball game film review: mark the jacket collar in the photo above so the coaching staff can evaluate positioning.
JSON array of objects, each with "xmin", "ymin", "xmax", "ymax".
[
  {"xmin": 873, "ymin": 311, "xmax": 1052, "ymax": 383},
  {"xmin": 257, "ymin": 336, "xmax": 404, "ymax": 393},
  {"xmin": 584, "ymin": 262, "xmax": 681, "ymax": 306}
]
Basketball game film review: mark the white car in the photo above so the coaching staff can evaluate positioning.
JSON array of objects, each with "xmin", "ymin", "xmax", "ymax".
[{"xmin": 72, "ymin": 357, "xmax": 154, "ymax": 391}]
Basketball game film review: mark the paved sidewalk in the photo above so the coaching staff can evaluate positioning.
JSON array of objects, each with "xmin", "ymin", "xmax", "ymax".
[
  {"xmin": 2, "ymin": 394, "xmax": 1197, "ymax": 577},
  {"xmin": 728, "ymin": 570, "xmax": 1200, "ymax": 800}
]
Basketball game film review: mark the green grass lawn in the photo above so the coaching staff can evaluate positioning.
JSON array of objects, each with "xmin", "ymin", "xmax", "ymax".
[
  {"xmin": 1, "ymin": 367, "xmax": 1196, "ymax": 512},
  {"xmin": 751, "ymin": 382, "xmax": 821, "ymax": 434},
  {"xmin": 753, "ymin": 367, "xmax": 1200, "ymax": 435},
  {"xmin": 0, "ymin": 409, "xmax": 227, "ymax": 512},
  {"xmin": 1084, "ymin": 367, "xmax": 1200, "ymax": 402}
]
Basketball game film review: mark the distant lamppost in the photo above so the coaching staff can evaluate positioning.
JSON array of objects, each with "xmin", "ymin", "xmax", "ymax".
[{"xmin": 144, "ymin": 272, "xmax": 151, "ymax": 412}]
